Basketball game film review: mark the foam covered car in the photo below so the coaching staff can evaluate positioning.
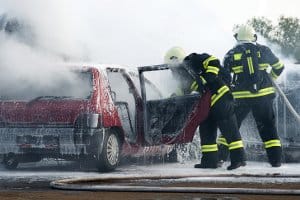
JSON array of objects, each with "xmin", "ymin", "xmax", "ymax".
[{"xmin": 0, "ymin": 64, "xmax": 210, "ymax": 171}]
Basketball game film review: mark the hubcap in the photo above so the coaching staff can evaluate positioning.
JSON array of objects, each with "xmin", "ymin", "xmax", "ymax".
[{"xmin": 106, "ymin": 134, "xmax": 119, "ymax": 166}]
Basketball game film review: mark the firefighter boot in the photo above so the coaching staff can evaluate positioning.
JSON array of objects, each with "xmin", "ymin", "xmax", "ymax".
[
  {"xmin": 227, "ymin": 148, "xmax": 246, "ymax": 170},
  {"xmin": 217, "ymin": 144, "xmax": 229, "ymax": 167},
  {"xmin": 194, "ymin": 152, "xmax": 218, "ymax": 169},
  {"xmin": 266, "ymin": 146, "xmax": 282, "ymax": 167}
]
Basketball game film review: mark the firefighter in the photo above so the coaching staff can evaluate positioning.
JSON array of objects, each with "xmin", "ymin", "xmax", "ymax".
[
  {"xmin": 183, "ymin": 53, "xmax": 246, "ymax": 170},
  {"xmin": 164, "ymin": 46, "xmax": 194, "ymax": 96},
  {"xmin": 220, "ymin": 24, "xmax": 285, "ymax": 167}
]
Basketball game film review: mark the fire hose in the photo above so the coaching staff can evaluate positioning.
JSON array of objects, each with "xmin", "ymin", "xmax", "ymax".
[
  {"xmin": 50, "ymin": 174, "xmax": 300, "ymax": 195},
  {"xmin": 272, "ymin": 79, "xmax": 300, "ymax": 124}
]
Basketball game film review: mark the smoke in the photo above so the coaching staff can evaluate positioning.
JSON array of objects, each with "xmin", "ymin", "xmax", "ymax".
[
  {"xmin": 0, "ymin": 0, "xmax": 296, "ymax": 63},
  {"xmin": 0, "ymin": 0, "xmax": 232, "ymax": 101},
  {"xmin": 0, "ymin": 0, "xmax": 239, "ymax": 65},
  {"xmin": 0, "ymin": 0, "xmax": 295, "ymax": 100}
]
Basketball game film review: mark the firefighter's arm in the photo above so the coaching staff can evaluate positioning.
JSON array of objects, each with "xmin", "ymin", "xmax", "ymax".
[
  {"xmin": 202, "ymin": 57, "xmax": 220, "ymax": 84},
  {"xmin": 223, "ymin": 52, "xmax": 234, "ymax": 85},
  {"xmin": 190, "ymin": 76, "xmax": 206, "ymax": 93},
  {"xmin": 270, "ymin": 59, "xmax": 284, "ymax": 80},
  {"xmin": 202, "ymin": 70, "xmax": 218, "ymax": 84},
  {"xmin": 263, "ymin": 46, "xmax": 285, "ymax": 80}
]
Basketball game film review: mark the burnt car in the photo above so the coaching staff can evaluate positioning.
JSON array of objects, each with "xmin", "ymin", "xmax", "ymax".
[{"xmin": 0, "ymin": 64, "xmax": 210, "ymax": 171}]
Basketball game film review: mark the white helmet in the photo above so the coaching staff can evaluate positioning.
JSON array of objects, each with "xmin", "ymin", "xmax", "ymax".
[
  {"xmin": 164, "ymin": 46, "xmax": 186, "ymax": 64},
  {"xmin": 234, "ymin": 24, "xmax": 257, "ymax": 42}
]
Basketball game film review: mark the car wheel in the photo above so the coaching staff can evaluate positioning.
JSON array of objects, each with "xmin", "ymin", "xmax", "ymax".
[
  {"xmin": 96, "ymin": 131, "xmax": 121, "ymax": 172},
  {"xmin": 3, "ymin": 153, "xmax": 19, "ymax": 170}
]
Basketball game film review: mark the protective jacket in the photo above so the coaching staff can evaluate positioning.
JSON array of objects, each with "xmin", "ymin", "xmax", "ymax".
[
  {"xmin": 223, "ymin": 42, "xmax": 284, "ymax": 99},
  {"xmin": 185, "ymin": 53, "xmax": 231, "ymax": 107}
]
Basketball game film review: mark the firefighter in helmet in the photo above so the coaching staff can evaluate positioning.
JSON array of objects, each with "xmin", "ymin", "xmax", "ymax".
[
  {"xmin": 183, "ymin": 53, "xmax": 246, "ymax": 170},
  {"xmin": 219, "ymin": 24, "xmax": 285, "ymax": 167},
  {"xmin": 164, "ymin": 46, "xmax": 194, "ymax": 96},
  {"xmin": 164, "ymin": 46, "xmax": 186, "ymax": 65}
]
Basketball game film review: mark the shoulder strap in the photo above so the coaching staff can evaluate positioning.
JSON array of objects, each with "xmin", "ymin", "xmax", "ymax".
[{"xmin": 238, "ymin": 44, "xmax": 260, "ymax": 84}]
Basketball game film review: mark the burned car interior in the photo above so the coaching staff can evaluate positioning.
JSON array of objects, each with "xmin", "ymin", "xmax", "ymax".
[
  {"xmin": 145, "ymin": 94, "xmax": 201, "ymax": 145},
  {"xmin": 138, "ymin": 64, "xmax": 203, "ymax": 145},
  {"xmin": 106, "ymin": 64, "xmax": 203, "ymax": 146}
]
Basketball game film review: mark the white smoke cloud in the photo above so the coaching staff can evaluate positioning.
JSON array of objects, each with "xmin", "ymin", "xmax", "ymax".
[
  {"xmin": 0, "ymin": 0, "xmax": 240, "ymax": 65},
  {"xmin": 1, "ymin": 0, "xmax": 293, "ymax": 64},
  {"xmin": 0, "ymin": 0, "xmax": 296, "ymax": 101}
]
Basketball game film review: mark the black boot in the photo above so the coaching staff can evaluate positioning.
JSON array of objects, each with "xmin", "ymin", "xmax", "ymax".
[
  {"xmin": 227, "ymin": 148, "xmax": 246, "ymax": 170},
  {"xmin": 217, "ymin": 144, "xmax": 229, "ymax": 167},
  {"xmin": 194, "ymin": 151, "xmax": 218, "ymax": 169},
  {"xmin": 266, "ymin": 146, "xmax": 282, "ymax": 167}
]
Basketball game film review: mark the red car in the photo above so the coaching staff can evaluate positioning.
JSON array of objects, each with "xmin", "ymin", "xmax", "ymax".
[{"xmin": 0, "ymin": 64, "xmax": 210, "ymax": 171}]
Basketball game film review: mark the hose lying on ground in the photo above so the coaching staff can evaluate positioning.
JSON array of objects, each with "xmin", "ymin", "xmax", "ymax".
[{"xmin": 50, "ymin": 174, "xmax": 300, "ymax": 195}]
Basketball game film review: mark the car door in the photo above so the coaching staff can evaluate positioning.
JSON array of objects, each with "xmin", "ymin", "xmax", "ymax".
[
  {"xmin": 138, "ymin": 64, "xmax": 211, "ymax": 145},
  {"xmin": 106, "ymin": 69, "xmax": 139, "ymax": 144}
]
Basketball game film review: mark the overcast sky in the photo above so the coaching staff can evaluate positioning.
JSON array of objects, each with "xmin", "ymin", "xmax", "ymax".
[{"xmin": 0, "ymin": 0, "xmax": 299, "ymax": 65}]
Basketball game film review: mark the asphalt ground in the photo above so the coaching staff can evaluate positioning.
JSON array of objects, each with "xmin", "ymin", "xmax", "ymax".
[{"xmin": 0, "ymin": 160, "xmax": 299, "ymax": 199}]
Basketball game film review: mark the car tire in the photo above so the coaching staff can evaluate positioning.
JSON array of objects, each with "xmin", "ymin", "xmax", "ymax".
[
  {"xmin": 96, "ymin": 130, "xmax": 121, "ymax": 172},
  {"xmin": 3, "ymin": 153, "xmax": 19, "ymax": 170}
]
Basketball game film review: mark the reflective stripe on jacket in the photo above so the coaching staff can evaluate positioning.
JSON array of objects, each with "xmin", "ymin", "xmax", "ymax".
[
  {"xmin": 224, "ymin": 43, "xmax": 284, "ymax": 99},
  {"xmin": 190, "ymin": 55, "xmax": 230, "ymax": 107}
]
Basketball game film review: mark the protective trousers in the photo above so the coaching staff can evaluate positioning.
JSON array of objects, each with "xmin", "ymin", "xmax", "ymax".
[
  {"xmin": 235, "ymin": 97, "xmax": 282, "ymax": 166},
  {"xmin": 198, "ymin": 93, "xmax": 246, "ymax": 169},
  {"xmin": 218, "ymin": 97, "xmax": 282, "ymax": 166}
]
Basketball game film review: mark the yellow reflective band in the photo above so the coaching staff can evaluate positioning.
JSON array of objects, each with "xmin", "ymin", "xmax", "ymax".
[
  {"xmin": 264, "ymin": 139, "xmax": 281, "ymax": 149},
  {"xmin": 271, "ymin": 70, "xmax": 278, "ymax": 79},
  {"xmin": 271, "ymin": 61, "xmax": 284, "ymax": 69},
  {"xmin": 217, "ymin": 85, "xmax": 229, "ymax": 94},
  {"xmin": 206, "ymin": 66, "xmax": 219, "ymax": 74},
  {"xmin": 211, "ymin": 86, "xmax": 229, "ymax": 106},
  {"xmin": 217, "ymin": 137, "xmax": 228, "ymax": 146},
  {"xmin": 203, "ymin": 56, "xmax": 218, "ymax": 69},
  {"xmin": 234, "ymin": 53, "xmax": 242, "ymax": 60},
  {"xmin": 232, "ymin": 66, "xmax": 243, "ymax": 73},
  {"xmin": 200, "ymin": 76, "xmax": 207, "ymax": 84},
  {"xmin": 233, "ymin": 64, "xmax": 268, "ymax": 73},
  {"xmin": 246, "ymin": 49, "xmax": 251, "ymax": 54},
  {"xmin": 229, "ymin": 140, "xmax": 244, "ymax": 150},
  {"xmin": 201, "ymin": 144, "xmax": 218, "ymax": 152},
  {"xmin": 259, "ymin": 63, "xmax": 269, "ymax": 70},
  {"xmin": 233, "ymin": 87, "xmax": 276, "ymax": 99},
  {"xmin": 247, "ymin": 57, "xmax": 255, "ymax": 74},
  {"xmin": 257, "ymin": 51, "xmax": 261, "ymax": 58},
  {"xmin": 190, "ymin": 81, "xmax": 198, "ymax": 91},
  {"xmin": 190, "ymin": 76, "xmax": 207, "ymax": 91}
]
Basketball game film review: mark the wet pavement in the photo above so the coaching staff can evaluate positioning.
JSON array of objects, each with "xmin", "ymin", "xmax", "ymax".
[{"xmin": 0, "ymin": 160, "xmax": 299, "ymax": 200}]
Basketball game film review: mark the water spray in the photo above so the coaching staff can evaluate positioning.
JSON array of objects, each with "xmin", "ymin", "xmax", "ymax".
[{"xmin": 272, "ymin": 79, "xmax": 300, "ymax": 124}]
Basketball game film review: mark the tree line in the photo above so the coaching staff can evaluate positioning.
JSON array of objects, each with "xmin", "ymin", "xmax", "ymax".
[{"xmin": 243, "ymin": 16, "xmax": 300, "ymax": 63}]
